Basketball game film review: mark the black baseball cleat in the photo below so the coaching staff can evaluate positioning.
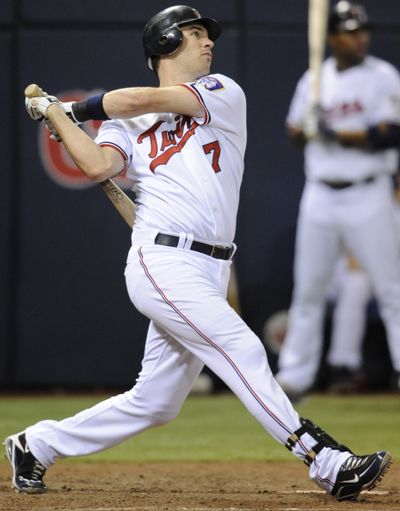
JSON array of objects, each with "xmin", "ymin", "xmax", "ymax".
[
  {"xmin": 331, "ymin": 450, "xmax": 392, "ymax": 501},
  {"xmin": 4, "ymin": 431, "xmax": 48, "ymax": 493}
]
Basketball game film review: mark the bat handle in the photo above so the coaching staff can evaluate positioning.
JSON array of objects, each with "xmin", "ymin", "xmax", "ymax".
[
  {"xmin": 24, "ymin": 83, "xmax": 46, "ymax": 98},
  {"xmin": 24, "ymin": 83, "xmax": 62, "ymax": 141}
]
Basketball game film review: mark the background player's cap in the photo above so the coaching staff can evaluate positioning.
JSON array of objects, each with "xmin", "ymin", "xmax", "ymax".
[
  {"xmin": 143, "ymin": 5, "xmax": 221, "ymax": 71},
  {"xmin": 328, "ymin": 1, "xmax": 371, "ymax": 34}
]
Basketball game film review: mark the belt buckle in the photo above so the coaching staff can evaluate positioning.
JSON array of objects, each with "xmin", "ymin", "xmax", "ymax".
[
  {"xmin": 211, "ymin": 244, "xmax": 223, "ymax": 258},
  {"xmin": 210, "ymin": 245, "xmax": 218, "ymax": 257},
  {"xmin": 211, "ymin": 244, "xmax": 232, "ymax": 259}
]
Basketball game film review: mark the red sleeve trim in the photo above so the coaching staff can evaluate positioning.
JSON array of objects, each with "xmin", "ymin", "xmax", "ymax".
[{"xmin": 180, "ymin": 83, "xmax": 211, "ymax": 125}]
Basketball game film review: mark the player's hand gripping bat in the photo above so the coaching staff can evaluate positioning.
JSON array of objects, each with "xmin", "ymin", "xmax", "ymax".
[
  {"xmin": 24, "ymin": 83, "xmax": 136, "ymax": 228},
  {"xmin": 304, "ymin": 0, "xmax": 329, "ymax": 139}
]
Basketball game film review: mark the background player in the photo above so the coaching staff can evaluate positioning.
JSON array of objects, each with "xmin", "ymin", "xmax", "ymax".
[
  {"xmin": 5, "ymin": 4, "xmax": 391, "ymax": 502},
  {"xmin": 275, "ymin": 1, "xmax": 400, "ymax": 402}
]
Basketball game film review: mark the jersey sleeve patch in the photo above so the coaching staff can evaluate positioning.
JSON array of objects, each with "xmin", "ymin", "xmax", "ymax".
[{"xmin": 194, "ymin": 76, "xmax": 225, "ymax": 91}]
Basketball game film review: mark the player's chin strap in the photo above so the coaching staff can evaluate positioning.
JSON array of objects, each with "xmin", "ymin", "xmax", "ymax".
[{"xmin": 285, "ymin": 417, "xmax": 352, "ymax": 466}]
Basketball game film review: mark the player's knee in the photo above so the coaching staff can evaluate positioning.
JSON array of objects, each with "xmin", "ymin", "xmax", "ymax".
[
  {"xmin": 142, "ymin": 399, "xmax": 182, "ymax": 426},
  {"xmin": 293, "ymin": 289, "xmax": 326, "ymax": 306},
  {"xmin": 150, "ymin": 406, "xmax": 180, "ymax": 426},
  {"xmin": 241, "ymin": 335, "xmax": 272, "ymax": 367},
  {"xmin": 290, "ymin": 300, "xmax": 324, "ymax": 322}
]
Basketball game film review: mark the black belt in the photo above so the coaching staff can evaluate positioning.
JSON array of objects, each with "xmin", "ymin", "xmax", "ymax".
[
  {"xmin": 154, "ymin": 233, "xmax": 234, "ymax": 260},
  {"xmin": 319, "ymin": 175, "xmax": 376, "ymax": 190}
]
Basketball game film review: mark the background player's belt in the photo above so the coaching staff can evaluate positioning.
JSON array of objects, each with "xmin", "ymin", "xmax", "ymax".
[
  {"xmin": 155, "ymin": 233, "xmax": 234, "ymax": 260},
  {"xmin": 319, "ymin": 175, "xmax": 376, "ymax": 190}
]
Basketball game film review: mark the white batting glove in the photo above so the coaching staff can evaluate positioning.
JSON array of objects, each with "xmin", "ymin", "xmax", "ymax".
[{"xmin": 25, "ymin": 95, "xmax": 60, "ymax": 121}]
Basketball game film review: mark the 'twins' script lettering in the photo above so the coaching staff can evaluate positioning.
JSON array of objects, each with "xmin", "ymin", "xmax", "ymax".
[{"xmin": 138, "ymin": 116, "xmax": 199, "ymax": 172}]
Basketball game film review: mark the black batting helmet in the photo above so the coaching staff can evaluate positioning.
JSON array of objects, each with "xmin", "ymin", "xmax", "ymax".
[
  {"xmin": 143, "ymin": 5, "xmax": 221, "ymax": 70},
  {"xmin": 328, "ymin": 1, "xmax": 371, "ymax": 34}
]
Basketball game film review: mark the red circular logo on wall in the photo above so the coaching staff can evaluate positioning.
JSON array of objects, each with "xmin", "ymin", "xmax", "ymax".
[{"xmin": 38, "ymin": 89, "xmax": 132, "ymax": 190}]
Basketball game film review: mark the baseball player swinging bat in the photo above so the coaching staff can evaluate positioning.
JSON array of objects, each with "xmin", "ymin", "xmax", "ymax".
[{"xmin": 24, "ymin": 83, "xmax": 241, "ymax": 312}]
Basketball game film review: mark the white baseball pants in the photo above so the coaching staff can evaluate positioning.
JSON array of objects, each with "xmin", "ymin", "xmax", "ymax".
[
  {"xmin": 26, "ymin": 228, "xmax": 350, "ymax": 493},
  {"xmin": 277, "ymin": 175, "xmax": 400, "ymax": 392},
  {"xmin": 327, "ymin": 266, "xmax": 372, "ymax": 369}
]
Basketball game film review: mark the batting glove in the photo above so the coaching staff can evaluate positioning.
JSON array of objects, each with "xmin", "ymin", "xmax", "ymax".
[
  {"xmin": 61, "ymin": 101, "xmax": 83, "ymax": 125},
  {"xmin": 25, "ymin": 95, "xmax": 60, "ymax": 121},
  {"xmin": 303, "ymin": 102, "xmax": 322, "ymax": 140},
  {"xmin": 318, "ymin": 118, "xmax": 337, "ymax": 142},
  {"xmin": 303, "ymin": 103, "xmax": 336, "ymax": 142}
]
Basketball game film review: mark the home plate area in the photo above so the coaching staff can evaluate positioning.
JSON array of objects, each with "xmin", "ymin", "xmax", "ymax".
[{"xmin": 0, "ymin": 461, "xmax": 398, "ymax": 511}]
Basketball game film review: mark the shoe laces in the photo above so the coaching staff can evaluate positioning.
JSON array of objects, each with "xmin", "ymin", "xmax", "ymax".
[
  {"xmin": 30, "ymin": 459, "xmax": 46, "ymax": 481},
  {"xmin": 19, "ymin": 452, "xmax": 46, "ymax": 481},
  {"xmin": 341, "ymin": 454, "xmax": 369, "ymax": 472}
]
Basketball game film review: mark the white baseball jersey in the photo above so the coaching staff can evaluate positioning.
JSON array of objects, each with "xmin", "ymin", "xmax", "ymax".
[
  {"xmin": 95, "ymin": 73, "xmax": 246, "ymax": 245},
  {"xmin": 287, "ymin": 56, "xmax": 400, "ymax": 181}
]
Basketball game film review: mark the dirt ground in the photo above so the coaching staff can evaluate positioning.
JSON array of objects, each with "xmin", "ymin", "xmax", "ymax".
[{"xmin": 0, "ymin": 461, "xmax": 398, "ymax": 511}]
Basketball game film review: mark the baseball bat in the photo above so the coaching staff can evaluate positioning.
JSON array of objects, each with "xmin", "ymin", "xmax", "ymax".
[
  {"xmin": 227, "ymin": 263, "xmax": 241, "ymax": 315},
  {"xmin": 100, "ymin": 179, "xmax": 136, "ymax": 228},
  {"xmin": 308, "ymin": 0, "xmax": 329, "ymax": 104},
  {"xmin": 25, "ymin": 83, "xmax": 136, "ymax": 228}
]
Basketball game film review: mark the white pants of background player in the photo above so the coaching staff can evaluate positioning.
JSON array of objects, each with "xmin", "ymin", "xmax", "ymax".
[
  {"xmin": 277, "ymin": 175, "xmax": 400, "ymax": 393},
  {"xmin": 25, "ymin": 227, "xmax": 350, "ymax": 494},
  {"xmin": 262, "ymin": 260, "xmax": 372, "ymax": 371},
  {"xmin": 326, "ymin": 259, "xmax": 372, "ymax": 372}
]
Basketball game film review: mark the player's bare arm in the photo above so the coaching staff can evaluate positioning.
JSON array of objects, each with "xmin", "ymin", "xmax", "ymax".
[
  {"xmin": 46, "ymin": 103, "xmax": 125, "ymax": 182},
  {"xmin": 28, "ymin": 83, "xmax": 207, "ymax": 181},
  {"xmin": 287, "ymin": 124, "xmax": 307, "ymax": 147},
  {"xmin": 334, "ymin": 122, "xmax": 400, "ymax": 148},
  {"xmin": 289, "ymin": 120, "xmax": 400, "ymax": 150},
  {"xmin": 24, "ymin": 81, "xmax": 206, "ymax": 182},
  {"xmin": 102, "ymin": 85, "xmax": 205, "ymax": 120}
]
